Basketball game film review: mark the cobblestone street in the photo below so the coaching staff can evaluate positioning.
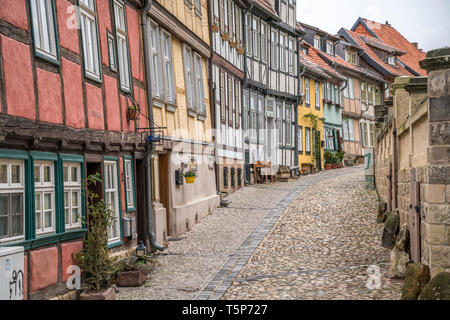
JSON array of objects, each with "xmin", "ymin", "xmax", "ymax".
[{"xmin": 117, "ymin": 166, "xmax": 403, "ymax": 300}]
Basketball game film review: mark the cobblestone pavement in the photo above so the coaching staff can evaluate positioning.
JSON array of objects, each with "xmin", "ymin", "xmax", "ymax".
[{"xmin": 117, "ymin": 166, "xmax": 403, "ymax": 300}]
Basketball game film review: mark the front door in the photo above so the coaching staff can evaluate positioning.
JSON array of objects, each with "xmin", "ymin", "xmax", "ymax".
[{"xmin": 158, "ymin": 154, "xmax": 171, "ymax": 236}]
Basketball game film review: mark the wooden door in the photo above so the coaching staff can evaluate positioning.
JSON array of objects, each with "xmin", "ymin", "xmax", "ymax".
[{"xmin": 158, "ymin": 154, "xmax": 171, "ymax": 236}]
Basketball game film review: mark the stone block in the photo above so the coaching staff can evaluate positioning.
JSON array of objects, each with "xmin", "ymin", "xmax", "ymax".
[
  {"xmin": 428, "ymin": 146, "xmax": 450, "ymax": 163},
  {"xmin": 423, "ymin": 203, "xmax": 450, "ymax": 224},
  {"xmin": 79, "ymin": 287, "xmax": 116, "ymax": 300},
  {"xmin": 430, "ymin": 122, "xmax": 450, "ymax": 146},
  {"xmin": 447, "ymin": 185, "xmax": 450, "ymax": 203},
  {"xmin": 61, "ymin": 241, "xmax": 83, "ymax": 283},
  {"xmin": 428, "ymin": 69, "xmax": 448, "ymax": 97},
  {"xmin": 116, "ymin": 271, "xmax": 147, "ymax": 287},
  {"xmin": 430, "ymin": 246, "xmax": 450, "ymax": 268},
  {"xmin": 425, "ymin": 224, "xmax": 446, "ymax": 245},
  {"xmin": 418, "ymin": 272, "xmax": 450, "ymax": 300},
  {"xmin": 427, "ymin": 165, "xmax": 450, "ymax": 185},
  {"xmin": 401, "ymin": 263, "xmax": 431, "ymax": 300},
  {"xmin": 429, "ymin": 97, "xmax": 450, "ymax": 122},
  {"xmin": 447, "ymin": 227, "xmax": 450, "ymax": 246},
  {"xmin": 424, "ymin": 184, "xmax": 446, "ymax": 204},
  {"xmin": 30, "ymin": 247, "xmax": 58, "ymax": 293}
]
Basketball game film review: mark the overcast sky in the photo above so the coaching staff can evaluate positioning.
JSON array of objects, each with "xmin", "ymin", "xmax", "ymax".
[{"xmin": 296, "ymin": 0, "xmax": 450, "ymax": 52}]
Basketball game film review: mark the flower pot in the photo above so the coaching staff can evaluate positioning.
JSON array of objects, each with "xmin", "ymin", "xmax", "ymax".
[
  {"xmin": 116, "ymin": 270, "xmax": 147, "ymax": 287},
  {"xmin": 325, "ymin": 164, "xmax": 332, "ymax": 170},
  {"xmin": 230, "ymin": 41, "xmax": 237, "ymax": 48},
  {"xmin": 338, "ymin": 163, "xmax": 344, "ymax": 168},
  {"xmin": 79, "ymin": 287, "xmax": 116, "ymax": 300},
  {"xmin": 211, "ymin": 24, "xmax": 219, "ymax": 33},
  {"xmin": 185, "ymin": 176, "xmax": 195, "ymax": 184},
  {"xmin": 331, "ymin": 164, "xmax": 338, "ymax": 169},
  {"xmin": 237, "ymin": 46, "xmax": 245, "ymax": 55},
  {"xmin": 221, "ymin": 33, "xmax": 229, "ymax": 41},
  {"xmin": 126, "ymin": 108, "xmax": 136, "ymax": 120}
]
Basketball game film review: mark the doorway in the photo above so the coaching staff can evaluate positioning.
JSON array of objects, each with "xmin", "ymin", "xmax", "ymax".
[
  {"xmin": 135, "ymin": 158, "xmax": 146, "ymax": 243},
  {"xmin": 158, "ymin": 154, "xmax": 171, "ymax": 236}
]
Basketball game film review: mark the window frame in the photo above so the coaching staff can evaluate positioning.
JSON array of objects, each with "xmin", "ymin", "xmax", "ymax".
[
  {"xmin": 103, "ymin": 157, "xmax": 122, "ymax": 248},
  {"xmin": 315, "ymin": 81, "xmax": 320, "ymax": 109},
  {"xmin": 305, "ymin": 77, "xmax": 310, "ymax": 105},
  {"xmin": 79, "ymin": 0, "xmax": 102, "ymax": 82},
  {"xmin": 107, "ymin": 31, "xmax": 117, "ymax": 72},
  {"xmin": 160, "ymin": 29, "xmax": 176, "ymax": 105},
  {"xmin": 34, "ymin": 160, "xmax": 56, "ymax": 236},
  {"xmin": 63, "ymin": 162, "xmax": 82, "ymax": 230},
  {"xmin": 298, "ymin": 126, "xmax": 303, "ymax": 154},
  {"xmin": 113, "ymin": 0, "xmax": 132, "ymax": 93},
  {"xmin": 0, "ymin": 159, "xmax": 25, "ymax": 244},
  {"xmin": 29, "ymin": 0, "xmax": 60, "ymax": 64},
  {"xmin": 305, "ymin": 127, "xmax": 311, "ymax": 155},
  {"xmin": 123, "ymin": 156, "xmax": 136, "ymax": 212}
]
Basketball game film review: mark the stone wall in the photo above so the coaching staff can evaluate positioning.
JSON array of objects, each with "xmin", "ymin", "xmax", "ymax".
[{"xmin": 374, "ymin": 48, "xmax": 450, "ymax": 278}]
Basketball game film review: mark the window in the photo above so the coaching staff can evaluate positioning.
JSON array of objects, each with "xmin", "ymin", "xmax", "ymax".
[
  {"xmin": 327, "ymin": 82, "xmax": 332, "ymax": 102},
  {"xmin": 279, "ymin": 32, "xmax": 286, "ymax": 71},
  {"xmin": 220, "ymin": 71, "xmax": 226, "ymax": 123},
  {"xmin": 314, "ymin": 35, "xmax": 321, "ymax": 50},
  {"xmin": 331, "ymin": 84, "xmax": 335, "ymax": 103},
  {"xmin": 235, "ymin": 81, "xmax": 240, "ymax": 129},
  {"xmin": 149, "ymin": 20, "xmax": 163, "ymax": 100},
  {"xmin": 194, "ymin": 53, "xmax": 206, "ymax": 114},
  {"xmin": 63, "ymin": 163, "xmax": 81, "ymax": 230},
  {"xmin": 348, "ymin": 78, "xmax": 355, "ymax": 99},
  {"xmin": 243, "ymin": 90, "xmax": 249, "ymax": 130},
  {"xmin": 79, "ymin": 0, "xmax": 101, "ymax": 80},
  {"xmin": 235, "ymin": 6, "xmax": 241, "ymax": 44},
  {"xmin": 346, "ymin": 49, "xmax": 358, "ymax": 65},
  {"xmin": 261, "ymin": 21, "xmax": 267, "ymax": 62},
  {"xmin": 388, "ymin": 56, "xmax": 396, "ymax": 65},
  {"xmin": 288, "ymin": 37, "xmax": 295, "ymax": 74},
  {"xmin": 183, "ymin": 44, "xmax": 195, "ymax": 112},
  {"xmin": 300, "ymin": 76, "xmax": 304, "ymax": 96},
  {"xmin": 315, "ymin": 82, "xmax": 320, "ymax": 109},
  {"xmin": 34, "ymin": 161, "xmax": 55, "ymax": 236},
  {"xmin": 361, "ymin": 82, "xmax": 367, "ymax": 103},
  {"xmin": 343, "ymin": 78, "xmax": 349, "ymax": 98},
  {"xmin": 334, "ymin": 86, "xmax": 339, "ymax": 104},
  {"xmin": 342, "ymin": 118, "xmax": 349, "ymax": 140},
  {"xmin": 104, "ymin": 161, "xmax": 120, "ymax": 244},
  {"xmin": 326, "ymin": 40, "xmax": 334, "ymax": 55},
  {"xmin": 228, "ymin": 75, "xmax": 233, "ymax": 126},
  {"xmin": 0, "ymin": 160, "xmax": 24, "ymax": 243},
  {"xmin": 305, "ymin": 127, "xmax": 311, "ymax": 154},
  {"xmin": 252, "ymin": 17, "xmax": 260, "ymax": 59},
  {"xmin": 257, "ymin": 95, "xmax": 264, "ymax": 143},
  {"xmin": 305, "ymin": 78, "xmax": 310, "ymax": 105},
  {"xmin": 271, "ymin": 28, "xmax": 278, "ymax": 69},
  {"xmin": 123, "ymin": 158, "xmax": 135, "ymax": 211},
  {"xmin": 245, "ymin": 13, "xmax": 252, "ymax": 56},
  {"xmin": 30, "ymin": 0, "xmax": 58, "ymax": 62},
  {"xmin": 194, "ymin": 0, "xmax": 202, "ymax": 17},
  {"xmin": 114, "ymin": 0, "xmax": 131, "ymax": 91},
  {"xmin": 249, "ymin": 93, "xmax": 257, "ymax": 140},
  {"xmin": 298, "ymin": 126, "xmax": 303, "ymax": 153},
  {"xmin": 161, "ymin": 30, "xmax": 176, "ymax": 104},
  {"xmin": 348, "ymin": 118, "xmax": 355, "ymax": 141},
  {"xmin": 276, "ymin": 102, "xmax": 283, "ymax": 146},
  {"xmin": 285, "ymin": 104, "xmax": 292, "ymax": 145},
  {"xmin": 368, "ymin": 85, "xmax": 374, "ymax": 105},
  {"xmin": 227, "ymin": 0, "xmax": 233, "ymax": 38},
  {"xmin": 107, "ymin": 32, "xmax": 117, "ymax": 72},
  {"xmin": 375, "ymin": 86, "xmax": 381, "ymax": 105}
]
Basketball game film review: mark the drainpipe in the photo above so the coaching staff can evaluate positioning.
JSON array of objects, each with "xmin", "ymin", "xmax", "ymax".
[
  {"xmin": 295, "ymin": 34, "xmax": 305, "ymax": 169},
  {"xmin": 141, "ymin": 0, "xmax": 164, "ymax": 251}
]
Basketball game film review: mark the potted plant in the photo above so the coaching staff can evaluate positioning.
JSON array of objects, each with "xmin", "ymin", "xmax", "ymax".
[
  {"xmin": 236, "ymin": 41, "xmax": 245, "ymax": 55},
  {"xmin": 331, "ymin": 154, "xmax": 339, "ymax": 169},
  {"xmin": 336, "ymin": 151, "xmax": 345, "ymax": 168},
  {"xmin": 76, "ymin": 174, "xmax": 118, "ymax": 300},
  {"xmin": 220, "ymin": 32, "xmax": 230, "ymax": 41},
  {"xmin": 211, "ymin": 17, "xmax": 219, "ymax": 33},
  {"xmin": 114, "ymin": 254, "xmax": 156, "ymax": 287},
  {"xmin": 324, "ymin": 151, "xmax": 333, "ymax": 170},
  {"xmin": 184, "ymin": 170, "xmax": 196, "ymax": 184},
  {"xmin": 126, "ymin": 105, "xmax": 137, "ymax": 120}
]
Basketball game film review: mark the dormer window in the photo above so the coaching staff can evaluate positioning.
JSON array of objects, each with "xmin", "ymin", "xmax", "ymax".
[
  {"xmin": 314, "ymin": 35, "xmax": 321, "ymax": 50},
  {"xmin": 326, "ymin": 40, "xmax": 334, "ymax": 55},
  {"xmin": 388, "ymin": 56, "xmax": 396, "ymax": 65},
  {"xmin": 345, "ymin": 49, "xmax": 358, "ymax": 66}
]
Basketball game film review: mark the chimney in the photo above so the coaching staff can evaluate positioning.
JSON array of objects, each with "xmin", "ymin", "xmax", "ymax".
[
  {"xmin": 385, "ymin": 21, "xmax": 390, "ymax": 26},
  {"xmin": 411, "ymin": 42, "xmax": 418, "ymax": 49}
]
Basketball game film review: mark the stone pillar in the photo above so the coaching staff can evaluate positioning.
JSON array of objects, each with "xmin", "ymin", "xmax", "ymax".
[{"xmin": 419, "ymin": 48, "xmax": 450, "ymax": 277}]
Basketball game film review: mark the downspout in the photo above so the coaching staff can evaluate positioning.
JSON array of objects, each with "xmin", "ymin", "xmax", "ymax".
[
  {"xmin": 141, "ymin": 0, "xmax": 164, "ymax": 251},
  {"xmin": 206, "ymin": 0, "xmax": 220, "ymax": 195},
  {"xmin": 295, "ymin": 35, "xmax": 305, "ymax": 169},
  {"xmin": 242, "ymin": 0, "xmax": 254, "ymax": 87}
]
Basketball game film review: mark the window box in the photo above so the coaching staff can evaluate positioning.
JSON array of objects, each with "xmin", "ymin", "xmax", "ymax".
[
  {"xmin": 237, "ymin": 41, "xmax": 245, "ymax": 55},
  {"xmin": 221, "ymin": 32, "xmax": 230, "ymax": 41},
  {"xmin": 230, "ymin": 41, "xmax": 237, "ymax": 48},
  {"xmin": 212, "ymin": 23, "xmax": 219, "ymax": 33},
  {"xmin": 323, "ymin": 99, "xmax": 332, "ymax": 104}
]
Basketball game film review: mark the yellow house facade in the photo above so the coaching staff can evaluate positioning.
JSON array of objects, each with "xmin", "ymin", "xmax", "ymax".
[
  {"xmin": 298, "ymin": 74, "xmax": 325, "ymax": 173},
  {"xmin": 146, "ymin": 0, "xmax": 219, "ymax": 241}
]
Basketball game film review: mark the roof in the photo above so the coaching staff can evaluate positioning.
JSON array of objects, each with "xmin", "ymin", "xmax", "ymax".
[
  {"xmin": 298, "ymin": 22, "xmax": 341, "ymax": 41},
  {"xmin": 299, "ymin": 50, "xmax": 330, "ymax": 80},
  {"xmin": 251, "ymin": 0, "xmax": 280, "ymax": 20},
  {"xmin": 340, "ymin": 28, "xmax": 414, "ymax": 78},
  {"xmin": 318, "ymin": 49, "xmax": 386, "ymax": 83},
  {"xmin": 304, "ymin": 44, "xmax": 345, "ymax": 82},
  {"xmin": 352, "ymin": 18, "xmax": 426, "ymax": 76}
]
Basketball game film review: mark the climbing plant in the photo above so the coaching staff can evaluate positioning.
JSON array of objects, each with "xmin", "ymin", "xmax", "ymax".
[{"xmin": 304, "ymin": 113, "xmax": 325, "ymax": 170}]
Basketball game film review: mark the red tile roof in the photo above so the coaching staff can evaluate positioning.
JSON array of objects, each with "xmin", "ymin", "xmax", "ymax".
[
  {"xmin": 357, "ymin": 18, "xmax": 427, "ymax": 76},
  {"xmin": 305, "ymin": 45, "xmax": 345, "ymax": 81},
  {"xmin": 343, "ymin": 29, "xmax": 414, "ymax": 77}
]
